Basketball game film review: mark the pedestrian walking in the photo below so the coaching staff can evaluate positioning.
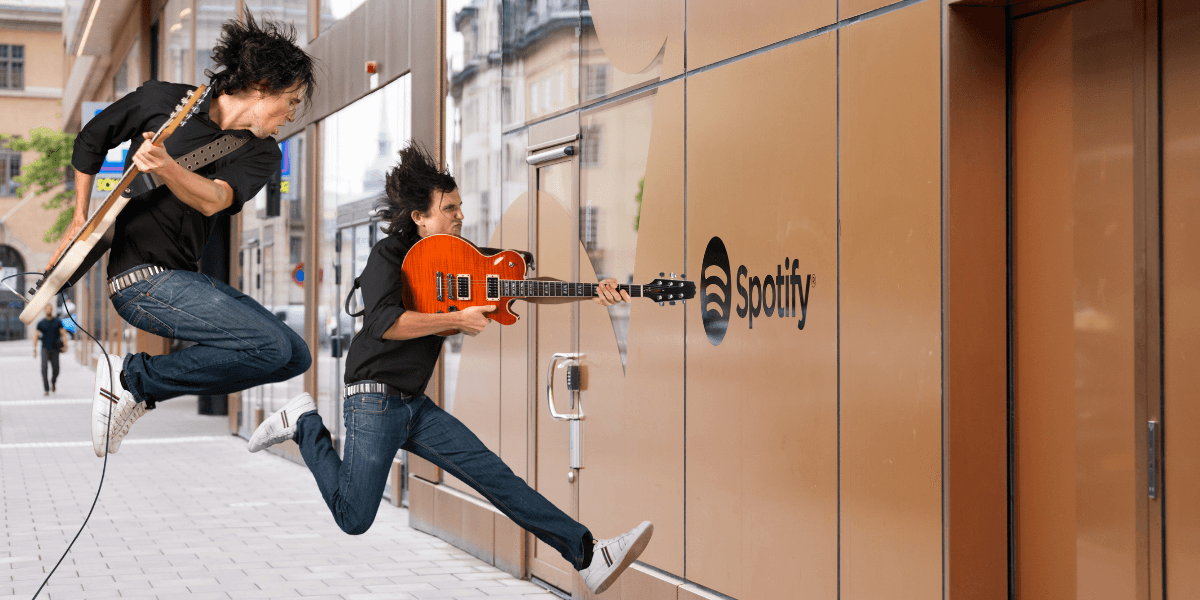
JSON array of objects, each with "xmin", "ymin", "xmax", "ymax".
[{"xmin": 34, "ymin": 304, "xmax": 66, "ymax": 395}]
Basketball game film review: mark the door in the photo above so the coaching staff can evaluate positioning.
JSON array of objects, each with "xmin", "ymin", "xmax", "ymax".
[
  {"xmin": 529, "ymin": 152, "xmax": 581, "ymax": 591},
  {"xmin": 1010, "ymin": 1, "xmax": 1159, "ymax": 597},
  {"xmin": 327, "ymin": 221, "xmax": 379, "ymax": 454}
]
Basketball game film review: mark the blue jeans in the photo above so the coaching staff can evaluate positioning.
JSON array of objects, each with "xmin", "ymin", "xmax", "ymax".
[
  {"xmin": 109, "ymin": 266, "xmax": 311, "ymax": 405},
  {"xmin": 295, "ymin": 393, "xmax": 594, "ymax": 569}
]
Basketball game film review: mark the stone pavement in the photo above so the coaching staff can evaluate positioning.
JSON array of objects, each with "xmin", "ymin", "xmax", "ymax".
[{"xmin": 0, "ymin": 340, "xmax": 555, "ymax": 600}]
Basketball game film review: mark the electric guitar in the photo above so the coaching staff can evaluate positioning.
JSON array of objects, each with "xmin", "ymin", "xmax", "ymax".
[
  {"xmin": 401, "ymin": 234, "xmax": 696, "ymax": 336},
  {"xmin": 19, "ymin": 86, "xmax": 210, "ymax": 325}
]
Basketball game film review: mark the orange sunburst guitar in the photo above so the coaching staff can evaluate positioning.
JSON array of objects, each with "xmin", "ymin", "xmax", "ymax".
[
  {"xmin": 18, "ymin": 85, "xmax": 211, "ymax": 324},
  {"xmin": 401, "ymin": 234, "xmax": 697, "ymax": 336}
]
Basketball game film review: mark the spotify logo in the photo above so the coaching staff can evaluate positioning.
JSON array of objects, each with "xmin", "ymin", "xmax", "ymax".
[{"xmin": 700, "ymin": 236, "xmax": 814, "ymax": 346}]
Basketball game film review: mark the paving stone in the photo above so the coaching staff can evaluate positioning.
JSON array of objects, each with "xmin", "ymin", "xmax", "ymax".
[{"xmin": 0, "ymin": 341, "xmax": 565, "ymax": 600}]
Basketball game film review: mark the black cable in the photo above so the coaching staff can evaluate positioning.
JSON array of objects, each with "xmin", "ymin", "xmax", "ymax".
[{"xmin": 1, "ymin": 271, "xmax": 114, "ymax": 600}]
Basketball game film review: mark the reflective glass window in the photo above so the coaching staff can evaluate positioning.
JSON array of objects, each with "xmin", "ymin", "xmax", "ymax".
[
  {"xmin": 196, "ymin": 0, "xmax": 237, "ymax": 85},
  {"xmin": 320, "ymin": 0, "xmax": 366, "ymax": 33},
  {"xmin": 162, "ymin": 0, "xmax": 193, "ymax": 84},
  {"xmin": 237, "ymin": 133, "xmax": 307, "ymax": 437},
  {"xmin": 245, "ymin": 0, "xmax": 309, "ymax": 43},
  {"xmin": 501, "ymin": 0, "xmax": 580, "ymax": 128}
]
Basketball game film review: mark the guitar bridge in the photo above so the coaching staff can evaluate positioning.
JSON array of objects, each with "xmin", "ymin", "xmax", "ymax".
[{"xmin": 436, "ymin": 271, "xmax": 444, "ymax": 301}]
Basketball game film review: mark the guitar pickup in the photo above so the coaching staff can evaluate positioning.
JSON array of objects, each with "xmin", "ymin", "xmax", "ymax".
[
  {"xmin": 485, "ymin": 274, "xmax": 500, "ymax": 301},
  {"xmin": 436, "ymin": 271, "xmax": 444, "ymax": 301},
  {"xmin": 457, "ymin": 275, "xmax": 471, "ymax": 301}
]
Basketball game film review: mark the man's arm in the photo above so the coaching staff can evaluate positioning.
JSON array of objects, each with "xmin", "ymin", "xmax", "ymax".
[
  {"xmin": 131, "ymin": 132, "xmax": 234, "ymax": 216},
  {"xmin": 382, "ymin": 305, "xmax": 496, "ymax": 340},
  {"xmin": 46, "ymin": 171, "xmax": 97, "ymax": 269}
]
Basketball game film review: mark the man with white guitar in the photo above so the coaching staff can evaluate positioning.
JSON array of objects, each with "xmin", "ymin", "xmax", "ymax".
[
  {"xmin": 247, "ymin": 142, "xmax": 653, "ymax": 595},
  {"xmin": 49, "ymin": 12, "xmax": 316, "ymax": 457}
]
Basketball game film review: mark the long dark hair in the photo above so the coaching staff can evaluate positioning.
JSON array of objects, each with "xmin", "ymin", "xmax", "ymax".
[
  {"xmin": 377, "ymin": 142, "xmax": 458, "ymax": 243},
  {"xmin": 205, "ymin": 9, "xmax": 316, "ymax": 106}
]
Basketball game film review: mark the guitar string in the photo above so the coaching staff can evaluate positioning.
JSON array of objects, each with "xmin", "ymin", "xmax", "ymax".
[{"xmin": 2, "ymin": 271, "xmax": 117, "ymax": 600}]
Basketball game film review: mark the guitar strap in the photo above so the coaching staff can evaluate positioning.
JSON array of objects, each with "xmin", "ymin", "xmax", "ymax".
[{"xmin": 121, "ymin": 134, "xmax": 250, "ymax": 199}]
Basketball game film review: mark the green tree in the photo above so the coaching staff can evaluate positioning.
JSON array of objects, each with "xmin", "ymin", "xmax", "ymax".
[{"xmin": 1, "ymin": 128, "xmax": 76, "ymax": 242}]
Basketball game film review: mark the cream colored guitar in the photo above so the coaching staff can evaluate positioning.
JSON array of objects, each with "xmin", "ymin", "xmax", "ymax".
[{"xmin": 19, "ymin": 85, "xmax": 210, "ymax": 325}]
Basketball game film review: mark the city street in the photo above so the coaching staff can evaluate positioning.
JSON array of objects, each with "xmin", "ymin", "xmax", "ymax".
[{"xmin": 0, "ymin": 340, "xmax": 554, "ymax": 600}]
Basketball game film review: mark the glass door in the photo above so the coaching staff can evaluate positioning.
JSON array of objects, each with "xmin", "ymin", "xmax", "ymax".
[{"xmin": 528, "ymin": 153, "xmax": 581, "ymax": 591}]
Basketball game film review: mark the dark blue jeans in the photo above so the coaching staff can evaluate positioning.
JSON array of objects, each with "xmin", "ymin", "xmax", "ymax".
[
  {"xmin": 295, "ymin": 393, "xmax": 593, "ymax": 569},
  {"xmin": 110, "ymin": 266, "xmax": 311, "ymax": 404}
]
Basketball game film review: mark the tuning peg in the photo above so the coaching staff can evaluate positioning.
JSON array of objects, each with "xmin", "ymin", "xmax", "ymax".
[
  {"xmin": 659, "ymin": 272, "xmax": 665, "ymax": 277},
  {"xmin": 659, "ymin": 302, "xmax": 665, "ymax": 307},
  {"xmin": 680, "ymin": 273, "xmax": 685, "ymax": 279},
  {"xmin": 670, "ymin": 272, "xmax": 676, "ymax": 278},
  {"xmin": 669, "ymin": 301, "xmax": 676, "ymax": 305}
]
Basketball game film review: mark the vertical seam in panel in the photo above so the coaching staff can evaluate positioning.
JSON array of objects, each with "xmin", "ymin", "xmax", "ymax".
[
  {"xmin": 835, "ymin": 23, "xmax": 842, "ymax": 600},
  {"xmin": 1005, "ymin": 7, "xmax": 1016, "ymax": 600},
  {"xmin": 1156, "ymin": 0, "xmax": 1167, "ymax": 593},
  {"xmin": 940, "ymin": 1, "xmax": 949, "ymax": 598},
  {"xmin": 682, "ymin": 0, "xmax": 689, "ymax": 582}
]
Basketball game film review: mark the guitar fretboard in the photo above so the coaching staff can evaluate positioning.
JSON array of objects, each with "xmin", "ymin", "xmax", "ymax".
[{"xmin": 495, "ymin": 279, "xmax": 643, "ymax": 299}]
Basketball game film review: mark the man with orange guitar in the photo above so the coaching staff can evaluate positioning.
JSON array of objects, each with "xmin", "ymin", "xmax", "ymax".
[
  {"xmin": 50, "ymin": 12, "xmax": 316, "ymax": 457},
  {"xmin": 248, "ymin": 142, "xmax": 653, "ymax": 594}
]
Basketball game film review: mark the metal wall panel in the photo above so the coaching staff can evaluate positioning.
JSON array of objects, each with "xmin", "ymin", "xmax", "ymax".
[
  {"xmin": 838, "ymin": 1, "xmax": 942, "ymax": 597},
  {"xmin": 686, "ymin": 0, "xmax": 834, "ymax": 70},
  {"xmin": 1163, "ymin": 0, "xmax": 1200, "ymax": 596},
  {"xmin": 686, "ymin": 31, "xmax": 838, "ymax": 600},
  {"xmin": 1012, "ymin": 2, "xmax": 1139, "ymax": 598}
]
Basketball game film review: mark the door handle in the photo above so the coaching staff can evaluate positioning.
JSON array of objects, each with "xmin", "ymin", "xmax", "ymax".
[{"xmin": 547, "ymin": 352, "xmax": 584, "ymax": 421}]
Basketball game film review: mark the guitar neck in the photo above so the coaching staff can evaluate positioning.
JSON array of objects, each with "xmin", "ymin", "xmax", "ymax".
[{"xmin": 499, "ymin": 279, "xmax": 643, "ymax": 299}]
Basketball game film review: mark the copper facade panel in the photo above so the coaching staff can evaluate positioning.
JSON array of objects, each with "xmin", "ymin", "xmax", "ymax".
[
  {"xmin": 584, "ymin": 0, "xmax": 684, "ymax": 99},
  {"xmin": 840, "ymin": 0, "xmax": 903, "ymax": 21},
  {"xmin": 532, "ymin": 177, "xmax": 581, "ymax": 588},
  {"xmin": 945, "ymin": 6, "xmax": 1008, "ymax": 598},
  {"xmin": 687, "ymin": 0, "xmax": 834, "ymax": 70},
  {"xmin": 838, "ymin": 1, "xmax": 942, "ymax": 598},
  {"xmin": 687, "ymin": 33, "xmax": 838, "ymax": 600},
  {"xmin": 434, "ymin": 483, "xmax": 465, "ymax": 550},
  {"xmin": 494, "ymin": 513, "xmax": 526, "ymax": 578},
  {"xmin": 1012, "ymin": 2, "xmax": 1139, "ymax": 598},
  {"xmin": 1163, "ymin": 0, "xmax": 1200, "ymax": 596},
  {"xmin": 499, "ymin": 193, "xmax": 532, "ymax": 481},
  {"xmin": 408, "ymin": 475, "xmax": 436, "ymax": 534},
  {"xmin": 577, "ymin": 83, "xmax": 685, "ymax": 576},
  {"xmin": 620, "ymin": 564, "xmax": 682, "ymax": 600},
  {"xmin": 460, "ymin": 495, "xmax": 497, "ymax": 564}
]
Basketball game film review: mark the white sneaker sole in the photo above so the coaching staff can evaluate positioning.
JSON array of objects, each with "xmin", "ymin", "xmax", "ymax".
[
  {"xmin": 92, "ymin": 355, "xmax": 123, "ymax": 457},
  {"xmin": 590, "ymin": 522, "xmax": 654, "ymax": 594}
]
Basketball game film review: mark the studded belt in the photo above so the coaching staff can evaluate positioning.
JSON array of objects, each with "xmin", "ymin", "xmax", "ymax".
[
  {"xmin": 108, "ymin": 265, "xmax": 168, "ymax": 297},
  {"xmin": 344, "ymin": 381, "xmax": 413, "ymax": 400}
]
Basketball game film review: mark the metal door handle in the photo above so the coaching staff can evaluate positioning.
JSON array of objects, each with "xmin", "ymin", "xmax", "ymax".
[{"xmin": 547, "ymin": 352, "xmax": 584, "ymax": 421}]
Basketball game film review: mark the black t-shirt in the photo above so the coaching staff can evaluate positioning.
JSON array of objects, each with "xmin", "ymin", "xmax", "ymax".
[
  {"xmin": 72, "ymin": 80, "xmax": 282, "ymax": 277},
  {"xmin": 343, "ymin": 234, "xmax": 445, "ymax": 396},
  {"xmin": 36, "ymin": 318, "xmax": 62, "ymax": 350}
]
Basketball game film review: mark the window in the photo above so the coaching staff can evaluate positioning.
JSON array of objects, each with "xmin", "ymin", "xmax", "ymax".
[
  {"xmin": 584, "ymin": 64, "xmax": 608, "ymax": 100},
  {"xmin": 581, "ymin": 124, "xmax": 602, "ymax": 168},
  {"xmin": 289, "ymin": 235, "xmax": 302, "ymax": 265},
  {"xmin": 0, "ymin": 150, "xmax": 20, "ymax": 197},
  {"xmin": 0, "ymin": 44, "xmax": 25, "ymax": 90}
]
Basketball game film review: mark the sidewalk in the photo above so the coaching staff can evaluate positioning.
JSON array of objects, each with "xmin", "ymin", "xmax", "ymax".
[{"xmin": 0, "ymin": 340, "xmax": 554, "ymax": 600}]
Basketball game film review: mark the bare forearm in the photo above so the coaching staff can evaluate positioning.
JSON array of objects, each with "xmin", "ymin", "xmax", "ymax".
[
  {"xmin": 381, "ymin": 310, "xmax": 462, "ymax": 340},
  {"xmin": 73, "ymin": 171, "xmax": 94, "ymax": 221},
  {"xmin": 157, "ymin": 162, "xmax": 233, "ymax": 216}
]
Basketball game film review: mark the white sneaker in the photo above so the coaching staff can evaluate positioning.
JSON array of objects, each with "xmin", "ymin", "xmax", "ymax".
[
  {"xmin": 248, "ymin": 393, "xmax": 316, "ymax": 452},
  {"xmin": 92, "ymin": 354, "xmax": 145, "ymax": 456},
  {"xmin": 579, "ymin": 521, "xmax": 654, "ymax": 594}
]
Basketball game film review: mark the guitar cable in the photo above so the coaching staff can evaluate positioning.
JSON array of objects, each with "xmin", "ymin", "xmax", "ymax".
[{"xmin": 2, "ymin": 270, "xmax": 116, "ymax": 600}]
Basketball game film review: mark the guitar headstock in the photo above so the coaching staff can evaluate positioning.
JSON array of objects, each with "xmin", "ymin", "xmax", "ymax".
[
  {"xmin": 157, "ymin": 84, "xmax": 210, "ymax": 142},
  {"xmin": 643, "ymin": 273, "xmax": 696, "ymax": 306}
]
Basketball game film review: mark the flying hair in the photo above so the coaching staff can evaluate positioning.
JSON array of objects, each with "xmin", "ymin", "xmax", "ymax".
[
  {"xmin": 204, "ymin": 8, "xmax": 317, "ymax": 107},
  {"xmin": 377, "ymin": 142, "xmax": 458, "ymax": 243}
]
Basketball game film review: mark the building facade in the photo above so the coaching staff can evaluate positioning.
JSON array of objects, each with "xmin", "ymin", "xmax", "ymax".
[
  {"xmin": 55, "ymin": 0, "xmax": 1200, "ymax": 598},
  {"xmin": 0, "ymin": 0, "xmax": 63, "ymax": 341}
]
